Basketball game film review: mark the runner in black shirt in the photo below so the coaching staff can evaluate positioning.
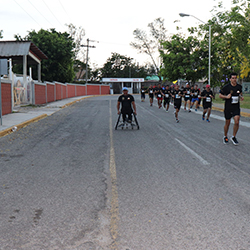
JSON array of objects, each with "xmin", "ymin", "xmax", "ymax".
[
  {"xmin": 191, "ymin": 84, "xmax": 200, "ymax": 111},
  {"xmin": 201, "ymin": 84, "xmax": 214, "ymax": 122},
  {"xmin": 219, "ymin": 72, "xmax": 244, "ymax": 145},
  {"xmin": 183, "ymin": 83, "xmax": 191, "ymax": 112},
  {"xmin": 148, "ymin": 85, "xmax": 154, "ymax": 106},
  {"xmin": 140, "ymin": 85, "xmax": 146, "ymax": 102},
  {"xmin": 117, "ymin": 87, "xmax": 137, "ymax": 123},
  {"xmin": 162, "ymin": 85, "xmax": 171, "ymax": 112},
  {"xmin": 155, "ymin": 84, "xmax": 163, "ymax": 108},
  {"xmin": 171, "ymin": 85, "xmax": 183, "ymax": 123}
]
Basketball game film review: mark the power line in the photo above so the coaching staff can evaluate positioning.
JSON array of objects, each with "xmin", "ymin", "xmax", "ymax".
[
  {"xmin": 13, "ymin": 0, "xmax": 42, "ymax": 28},
  {"xmin": 41, "ymin": 0, "xmax": 65, "ymax": 29},
  {"xmin": 27, "ymin": 0, "xmax": 55, "ymax": 27},
  {"xmin": 58, "ymin": 0, "xmax": 72, "ymax": 24}
]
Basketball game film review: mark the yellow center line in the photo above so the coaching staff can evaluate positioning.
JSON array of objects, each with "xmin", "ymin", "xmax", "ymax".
[{"xmin": 109, "ymin": 100, "xmax": 119, "ymax": 250}]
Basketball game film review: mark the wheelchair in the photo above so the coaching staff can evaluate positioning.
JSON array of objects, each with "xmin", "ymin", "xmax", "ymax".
[{"xmin": 115, "ymin": 112, "xmax": 139, "ymax": 130}]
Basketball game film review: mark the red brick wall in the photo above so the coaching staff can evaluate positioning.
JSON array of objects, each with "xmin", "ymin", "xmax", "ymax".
[
  {"xmin": 76, "ymin": 85, "xmax": 86, "ymax": 96},
  {"xmin": 87, "ymin": 85, "xmax": 99, "ymax": 95},
  {"xmin": 62, "ymin": 85, "xmax": 67, "ymax": 99},
  {"xmin": 35, "ymin": 84, "xmax": 46, "ymax": 105},
  {"xmin": 55, "ymin": 83, "xmax": 62, "ymax": 100},
  {"xmin": 101, "ymin": 85, "xmax": 110, "ymax": 95},
  {"xmin": 67, "ymin": 85, "xmax": 75, "ymax": 98},
  {"xmin": 1, "ymin": 82, "xmax": 12, "ymax": 115},
  {"xmin": 46, "ymin": 83, "xmax": 55, "ymax": 103}
]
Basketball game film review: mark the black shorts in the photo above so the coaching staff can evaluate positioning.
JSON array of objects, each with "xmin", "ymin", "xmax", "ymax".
[
  {"xmin": 164, "ymin": 98, "xmax": 170, "ymax": 104},
  {"xmin": 184, "ymin": 96, "xmax": 191, "ymax": 102},
  {"xmin": 174, "ymin": 102, "xmax": 181, "ymax": 110},
  {"xmin": 224, "ymin": 108, "xmax": 240, "ymax": 120},
  {"xmin": 203, "ymin": 103, "xmax": 212, "ymax": 110},
  {"xmin": 149, "ymin": 94, "xmax": 154, "ymax": 99}
]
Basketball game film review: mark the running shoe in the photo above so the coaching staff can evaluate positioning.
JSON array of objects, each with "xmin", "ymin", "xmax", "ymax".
[
  {"xmin": 202, "ymin": 115, "xmax": 205, "ymax": 120},
  {"xmin": 176, "ymin": 119, "xmax": 179, "ymax": 123},
  {"xmin": 166, "ymin": 109, "xmax": 169, "ymax": 112},
  {"xmin": 231, "ymin": 136, "xmax": 239, "ymax": 145},
  {"xmin": 223, "ymin": 136, "xmax": 229, "ymax": 144},
  {"xmin": 206, "ymin": 119, "xmax": 210, "ymax": 122},
  {"xmin": 195, "ymin": 109, "xmax": 197, "ymax": 111},
  {"xmin": 188, "ymin": 109, "xmax": 191, "ymax": 113}
]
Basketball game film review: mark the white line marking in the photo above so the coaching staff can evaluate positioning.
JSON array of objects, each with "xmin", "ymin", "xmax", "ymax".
[
  {"xmin": 175, "ymin": 138, "xmax": 210, "ymax": 165},
  {"xmin": 109, "ymin": 100, "xmax": 119, "ymax": 250}
]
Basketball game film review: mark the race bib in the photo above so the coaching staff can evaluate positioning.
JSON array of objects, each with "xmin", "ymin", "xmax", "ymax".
[
  {"xmin": 187, "ymin": 91, "xmax": 190, "ymax": 94},
  {"xmin": 176, "ymin": 94, "xmax": 180, "ymax": 99},
  {"xmin": 142, "ymin": 90, "xmax": 145, "ymax": 93},
  {"xmin": 232, "ymin": 96, "xmax": 239, "ymax": 104},
  {"xmin": 198, "ymin": 95, "xmax": 201, "ymax": 98},
  {"xmin": 150, "ymin": 90, "xmax": 153, "ymax": 93},
  {"xmin": 185, "ymin": 95, "xmax": 190, "ymax": 98},
  {"xmin": 206, "ymin": 97, "xmax": 211, "ymax": 102},
  {"xmin": 158, "ymin": 94, "xmax": 162, "ymax": 97},
  {"xmin": 165, "ymin": 94, "xmax": 169, "ymax": 98}
]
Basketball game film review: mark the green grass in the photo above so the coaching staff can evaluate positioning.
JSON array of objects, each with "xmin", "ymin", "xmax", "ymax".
[{"xmin": 213, "ymin": 93, "xmax": 250, "ymax": 109}]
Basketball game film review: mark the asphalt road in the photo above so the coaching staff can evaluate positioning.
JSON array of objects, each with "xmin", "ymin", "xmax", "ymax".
[{"xmin": 1, "ymin": 95, "xmax": 250, "ymax": 250}]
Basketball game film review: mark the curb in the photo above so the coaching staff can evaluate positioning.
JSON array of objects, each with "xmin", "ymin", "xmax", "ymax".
[
  {"xmin": 61, "ymin": 96, "xmax": 94, "ymax": 108},
  {"xmin": 0, "ymin": 114, "xmax": 47, "ymax": 138}
]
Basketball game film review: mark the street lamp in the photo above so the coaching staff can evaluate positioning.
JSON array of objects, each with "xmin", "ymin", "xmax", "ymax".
[{"xmin": 179, "ymin": 13, "xmax": 211, "ymax": 86}]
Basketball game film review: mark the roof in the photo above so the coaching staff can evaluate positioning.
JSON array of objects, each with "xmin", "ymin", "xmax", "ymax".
[{"xmin": 0, "ymin": 41, "xmax": 48, "ymax": 64}]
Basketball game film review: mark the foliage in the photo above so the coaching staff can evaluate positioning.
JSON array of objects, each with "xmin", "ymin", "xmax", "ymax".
[
  {"xmin": 98, "ymin": 53, "xmax": 150, "ymax": 80},
  {"xmin": 14, "ymin": 29, "xmax": 75, "ymax": 82},
  {"xmin": 159, "ymin": 0, "xmax": 250, "ymax": 87},
  {"xmin": 160, "ymin": 34, "xmax": 206, "ymax": 84},
  {"xmin": 0, "ymin": 30, "xmax": 3, "ymax": 39}
]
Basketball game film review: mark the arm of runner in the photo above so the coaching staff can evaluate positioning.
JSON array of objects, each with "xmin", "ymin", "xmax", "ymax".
[
  {"xmin": 219, "ymin": 92, "xmax": 231, "ymax": 99},
  {"xmin": 117, "ymin": 102, "xmax": 121, "ymax": 114}
]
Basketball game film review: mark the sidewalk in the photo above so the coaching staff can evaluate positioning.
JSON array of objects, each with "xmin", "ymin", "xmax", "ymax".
[{"xmin": 0, "ymin": 96, "xmax": 90, "ymax": 137}]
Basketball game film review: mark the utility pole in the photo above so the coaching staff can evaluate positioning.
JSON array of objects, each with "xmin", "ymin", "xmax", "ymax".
[{"xmin": 81, "ymin": 39, "xmax": 98, "ymax": 83}]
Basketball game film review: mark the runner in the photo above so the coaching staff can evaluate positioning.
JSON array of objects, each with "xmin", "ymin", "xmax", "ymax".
[
  {"xmin": 171, "ymin": 85, "xmax": 183, "ymax": 123},
  {"xmin": 219, "ymin": 72, "xmax": 244, "ymax": 145},
  {"xmin": 162, "ymin": 85, "xmax": 171, "ymax": 112},
  {"xmin": 155, "ymin": 83, "xmax": 163, "ymax": 108},
  {"xmin": 201, "ymin": 84, "xmax": 214, "ymax": 122},
  {"xmin": 140, "ymin": 85, "xmax": 146, "ymax": 102},
  {"xmin": 191, "ymin": 84, "xmax": 200, "ymax": 111},
  {"xmin": 183, "ymin": 83, "xmax": 191, "ymax": 112},
  {"xmin": 148, "ymin": 85, "xmax": 154, "ymax": 106}
]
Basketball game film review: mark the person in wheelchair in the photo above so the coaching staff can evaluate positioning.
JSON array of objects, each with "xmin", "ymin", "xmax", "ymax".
[{"xmin": 117, "ymin": 87, "xmax": 137, "ymax": 124}]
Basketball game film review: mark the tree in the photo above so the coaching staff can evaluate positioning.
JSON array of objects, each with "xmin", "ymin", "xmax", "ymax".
[
  {"xmin": 0, "ymin": 30, "xmax": 3, "ymax": 39},
  {"xmin": 130, "ymin": 17, "xmax": 167, "ymax": 80},
  {"xmin": 99, "ymin": 53, "xmax": 149, "ymax": 79},
  {"xmin": 198, "ymin": 0, "xmax": 250, "ymax": 85},
  {"xmin": 160, "ymin": 33, "xmax": 206, "ymax": 84},
  {"xmin": 14, "ymin": 29, "xmax": 75, "ymax": 82},
  {"xmin": 66, "ymin": 23, "xmax": 85, "ymax": 61}
]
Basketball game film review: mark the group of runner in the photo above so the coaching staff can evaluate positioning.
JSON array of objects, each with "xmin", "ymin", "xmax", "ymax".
[
  {"xmin": 141, "ymin": 82, "xmax": 214, "ymax": 123},
  {"xmin": 139, "ymin": 72, "xmax": 244, "ymax": 145}
]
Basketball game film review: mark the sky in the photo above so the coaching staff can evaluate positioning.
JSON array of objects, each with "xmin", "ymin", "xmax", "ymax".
[{"xmin": 1, "ymin": 0, "xmax": 234, "ymax": 69}]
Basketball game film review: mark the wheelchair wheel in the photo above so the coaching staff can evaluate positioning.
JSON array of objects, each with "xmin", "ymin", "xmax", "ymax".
[
  {"xmin": 115, "ymin": 113, "xmax": 121, "ymax": 130},
  {"xmin": 133, "ymin": 114, "xmax": 140, "ymax": 130}
]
